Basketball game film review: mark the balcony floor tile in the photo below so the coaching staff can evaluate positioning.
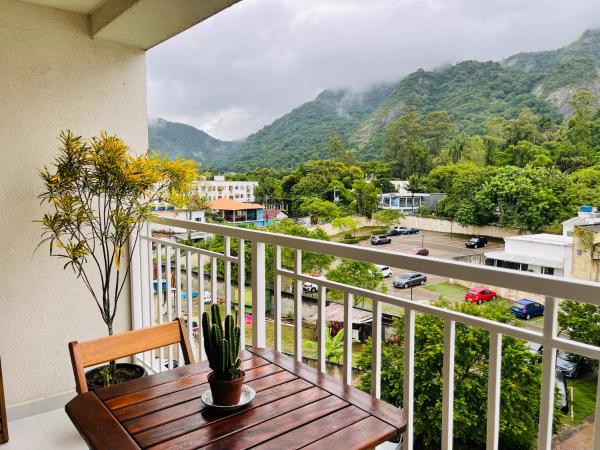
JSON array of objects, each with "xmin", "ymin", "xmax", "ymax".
[{"xmin": 5, "ymin": 409, "xmax": 85, "ymax": 450}]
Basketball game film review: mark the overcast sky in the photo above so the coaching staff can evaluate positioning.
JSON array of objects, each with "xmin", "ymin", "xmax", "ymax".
[{"xmin": 147, "ymin": 0, "xmax": 600, "ymax": 141}]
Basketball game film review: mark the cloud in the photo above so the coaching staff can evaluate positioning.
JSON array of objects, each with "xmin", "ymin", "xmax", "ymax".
[{"xmin": 147, "ymin": 0, "xmax": 600, "ymax": 140}]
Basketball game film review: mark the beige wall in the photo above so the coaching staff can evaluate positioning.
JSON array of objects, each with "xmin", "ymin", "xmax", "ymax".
[
  {"xmin": 572, "ymin": 232, "xmax": 600, "ymax": 282},
  {"xmin": 0, "ymin": 1, "xmax": 147, "ymax": 410}
]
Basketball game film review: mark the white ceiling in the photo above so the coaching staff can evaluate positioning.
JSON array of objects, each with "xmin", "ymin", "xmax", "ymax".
[{"xmin": 20, "ymin": 0, "xmax": 105, "ymax": 15}]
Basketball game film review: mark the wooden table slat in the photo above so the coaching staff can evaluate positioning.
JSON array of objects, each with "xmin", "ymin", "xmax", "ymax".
[
  {"xmin": 251, "ymin": 405, "xmax": 370, "ymax": 450},
  {"xmin": 65, "ymin": 392, "xmax": 140, "ymax": 450},
  {"xmin": 141, "ymin": 386, "xmax": 330, "ymax": 449},
  {"xmin": 123, "ymin": 371, "xmax": 299, "ymax": 434},
  {"xmin": 250, "ymin": 347, "xmax": 405, "ymax": 430},
  {"xmin": 108, "ymin": 362, "xmax": 281, "ymax": 411},
  {"xmin": 200, "ymin": 398, "xmax": 352, "ymax": 450},
  {"xmin": 301, "ymin": 416, "xmax": 397, "ymax": 450}
]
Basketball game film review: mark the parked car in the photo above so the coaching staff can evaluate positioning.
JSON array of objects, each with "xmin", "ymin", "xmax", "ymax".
[
  {"xmin": 388, "ymin": 226, "xmax": 419, "ymax": 235},
  {"xmin": 557, "ymin": 351, "xmax": 582, "ymax": 378},
  {"xmin": 411, "ymin": 247, "xmax": 429, "ymax": 256},
  {"xmin": 465, "ymin": 287, "xmax": 497, "ymax": 304},
  {"xmin": 371, "ymin": 234, "xmax": 392, "ymax": 245},
  {"xmin": 555, "ymin": 370, "xmax": 569, "ymax": 413},
  {"xmin": 377, "ymin": 265, "xmax": 393, "ymax": 278},
  {"xmin": 303, "ymin": 282, "xmax": 318, "ymax": 293},
  {"xmin": 393, "ymin": 272, "xmax": 427, "ymax": 288},
  {"xmin": 465, "ymin": 236, "xmax": 488, "ymax": 248},
  {"xmin": 512, "ymin": 299, "xmax": 544, "ymax": 320}
]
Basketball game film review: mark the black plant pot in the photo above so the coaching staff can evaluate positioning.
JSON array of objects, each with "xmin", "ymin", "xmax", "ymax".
[{"xmin": 85, "ymin": 363, "xmax": 147, "ymax": 391}]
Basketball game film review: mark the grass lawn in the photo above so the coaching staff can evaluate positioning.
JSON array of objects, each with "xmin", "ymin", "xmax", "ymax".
[
  {"xmin": 423, "ymin": 281, "xmax": 469, "ymax": 302},
  {"xmin": 564, "ymin": 374, "xmax": 598, "ymax": 426}
]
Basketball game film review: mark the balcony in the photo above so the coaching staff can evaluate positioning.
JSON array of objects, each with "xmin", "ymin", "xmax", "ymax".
[{"xmin": 114, "ymin": 217, "xmax": 600, "ymax": 449}]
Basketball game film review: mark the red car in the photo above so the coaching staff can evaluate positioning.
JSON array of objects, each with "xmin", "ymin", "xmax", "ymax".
[
  {"xmin": 465, "ymin": 287, "xmax": 497, "ymax": 304},
  {"xmin": 412, "ymin": 248, "xmax": 429, "ymax": 256}
]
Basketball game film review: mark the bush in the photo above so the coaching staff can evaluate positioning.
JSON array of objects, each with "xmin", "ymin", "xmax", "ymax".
[{"xmin": 341, "ymin": 236, "xmax": 366, "ymax": 244}]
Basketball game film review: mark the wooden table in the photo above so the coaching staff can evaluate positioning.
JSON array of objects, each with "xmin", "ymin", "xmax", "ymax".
[{"xmin": 66, "ymin": 347, "xmax": 405, "ymax": 450}]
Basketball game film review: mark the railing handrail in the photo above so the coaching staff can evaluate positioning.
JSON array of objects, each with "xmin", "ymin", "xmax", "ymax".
[{"xmin": 151, "ymin": 217, "xmax": 600, "ymax": 305}]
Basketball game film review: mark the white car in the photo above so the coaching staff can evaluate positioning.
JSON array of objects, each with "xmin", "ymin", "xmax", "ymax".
[
  {"xmin": 303, "ymin": 282, "xmax": 318, "ymax": 293},
  {"xmin": 377, "ymin": 265, "xmax": 393, "ymax": 278}
]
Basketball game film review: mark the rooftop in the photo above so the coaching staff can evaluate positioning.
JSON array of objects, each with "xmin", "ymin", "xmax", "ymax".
[
  {"xmin": 208, "ymin": 198, "xmax": 265, "ymax": 211},
  {"xmin": 505, "ymin": 233, "xmax": 573, "ymax": 246}
]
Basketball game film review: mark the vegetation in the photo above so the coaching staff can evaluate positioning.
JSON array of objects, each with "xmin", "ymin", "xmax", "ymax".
[
  {"xmin": 325, "ymin": 259, "xmax": 386, "ymax": 307},
  {"xmin": 356, "ymin": 301, "xmax": 563, "ymax": 449},
  {"xmin": 38, "ymin": 131, "xmax": 196, "ymax": 337}
]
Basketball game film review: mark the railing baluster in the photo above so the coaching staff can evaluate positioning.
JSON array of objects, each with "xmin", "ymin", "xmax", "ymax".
[
  {"xmin": 371, "ymin": 299, "xmax": 382, "ymax": 399},
  {"xmin": 185, "ymin": 250, "xmax": 193, "ymax": 348},
  {"xmin": 538, "ymin": 296, "xmax": 558, "ymax": 450},
  {"xmin": 146, "ymin": 231, "xmax": 154, "ymax": 367},
  {"xmin": 343, "ymin": 292, "xmax": 353, "ymax": 385},
  {"xmin": 156, "ymin": 243, "xmax": 164, "ymax": 372},
  {"xmin": 442, "ymin": 318, "xmax": 456, "ymax": 450},
  {"xmin": 486, "ymin": 331, "xmax": 502, "ymax": 450},
  {"xmin": 403, "ymin": 308, "xmax": 415, "ymax": 450},
  {"xmin": 251, "ymin": 241, "xmax": 266, "ymax": 348},
  {"xmin": 238, "ymin": 239, "xmax": 245, "ymax": 349},
  {"xmin": 211, "ymin": 256, "xmax": 218, "ymax": 305},
  {"xmin": 198, "ymin": 252, "xmax": 205, "ymax": 361},
  {"xmin": 166, "ymin": 245, "xmax": 173, "ymax": 370},
  {"xmin": 317, "ymin": 285, "xmax": 326, "ymax": 373},
  {"xmin": 224, "ymin": 236, "xmax": 232, "ymax": 315},
  {"xmin": 273, "ymin": 245, "xmax": 282, "ymax": 352},
  {"xmin": 593, "ymin": 375, "xmax": 600, "ymax": 449},
  {"xmin": 294, "ymin": 249, "xmax": 302, "ymax": 360},
  {"xmin": 175, "ymin": 248, "xmax": 182, "ymax": 319}
]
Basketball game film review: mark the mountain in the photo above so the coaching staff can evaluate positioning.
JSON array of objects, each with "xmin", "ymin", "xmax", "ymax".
[
  {"xmin": 150, "ymin": 28, "xmax": 600, "ymax": 170},
  {"xmin": 148, "ymin": 118, "xmax": 240, "ymax": 167}
]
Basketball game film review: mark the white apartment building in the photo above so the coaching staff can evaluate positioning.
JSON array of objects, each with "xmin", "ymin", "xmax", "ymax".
[{"xmin": 195, "ymin": 176, "xmax": 258, "ymax": 202}]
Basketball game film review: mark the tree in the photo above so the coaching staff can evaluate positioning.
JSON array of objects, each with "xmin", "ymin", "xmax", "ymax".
[
  {"xmin": 306, "ymin": 329, "xmax": 345, "ymax": 364},
  {"xmin": 559, "ymin": 300, "xmax": 600, "ymax": 370},
  {"xmin": 325, "ymin": 259, "xmax": 386, "ymax": 307},
  {"xmin": 328, "ymin": 135, "xmax": 354, "ymax": 163},
  {"xmin": 448, "ymin": 132, "xmax": 468, "ymax": 164},
  {"xmin": 406, "ymin": 174, "xmax": 423, "ymax": 213},
  {"xmin": 373, "ymin": 209, "xmax": 402, "ymax": 229},
  {"xmin": 39, "ymin": 131, "xmax": 197, "ymax": 338},
  {"xmin": 566, "ymin": 90, "xmax": 595, "ymax": 150},
  {"xmin": 384, "ymin": 109, "xmax": 430, "ymax": 178},
  {"xmin": 352, "ymin": 179, "xmax": 381, "ymax": 219},
  {"xmin": 355, "ymin": 301, "xmax": 558, "ymax": 449},
  {"xmin": 332, "ymin": 216, "xmax": 358, "ymax": 237},
  {"xmin": 298, "ymin": 197, "xmax": 340, "ymax": 224}
]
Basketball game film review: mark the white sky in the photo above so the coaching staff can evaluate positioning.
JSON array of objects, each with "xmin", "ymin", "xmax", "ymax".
[{"xmin": 147, "ymin": 0, "xmax": 600, "ymax": 140}]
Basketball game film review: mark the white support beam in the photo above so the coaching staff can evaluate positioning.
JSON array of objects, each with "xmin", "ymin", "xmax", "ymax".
[{"xmin": 251, "ymin": 241, "xmax": 266, "ymax": 348}]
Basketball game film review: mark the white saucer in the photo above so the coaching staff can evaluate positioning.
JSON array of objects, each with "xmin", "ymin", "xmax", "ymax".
[{"xmin": 201, "ymin": 385, "xmax": 256, "ymax": 410}]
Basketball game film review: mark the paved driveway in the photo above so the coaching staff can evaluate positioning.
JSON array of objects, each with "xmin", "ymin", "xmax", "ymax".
[{"xmin": 358, "ymin": 231, "xmax": 504, "ymax": 303}]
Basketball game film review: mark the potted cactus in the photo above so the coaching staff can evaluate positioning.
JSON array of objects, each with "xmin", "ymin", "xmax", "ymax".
[{"xmin": 202, "ymin": 304, "xmax": 244, "ymax": 405}]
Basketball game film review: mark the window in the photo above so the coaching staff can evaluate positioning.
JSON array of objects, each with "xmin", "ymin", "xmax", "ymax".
[
  {"xmin": 542, "ymin": 267, "xmax": 554, "ymax": 275},
  {"xmin": 576, "ymin": 250, "xmax": 584, "ymax": 257}
]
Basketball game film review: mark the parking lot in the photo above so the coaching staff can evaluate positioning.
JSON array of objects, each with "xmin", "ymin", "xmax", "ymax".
[{"xmin": 358, "ymin": 230, "xmax": 504, "ymax": 303}]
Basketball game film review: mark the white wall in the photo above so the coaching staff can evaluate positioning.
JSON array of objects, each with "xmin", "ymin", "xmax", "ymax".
[{"xmin": 0, "ymin": 0, "xmax": 147, "ymax": 412}]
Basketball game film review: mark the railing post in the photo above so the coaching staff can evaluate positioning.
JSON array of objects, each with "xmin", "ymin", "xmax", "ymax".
[
  {"xmin": 442, "ymin": 319, "xmax": 456, "ymax": 450},
  {"xmin": 343, "ymin": 292, "xmax": 353, "ymax": 385},
  {"xmin": 294, "ymin": 249, "xmax": 303, "ymax": 361},
  {"xmin": 538, "ymin": 296, "xmax": 558, "ymax": 450},
  {"xmin": 317, "ymin": 285, "xmax": 327, "ymax": 373},
  {"xmin": 403, "ymin": 308, "xmax": 415, "ymax": 450},
  {"xmin": 273, "ymin": 246, "xmax": 282, "ymax": 352},
  {"xmin": 371, "ymin": 299, "xmax": 382, "ymax": 399},
  {"xmin": 593, "ymin": 375, "xmax": 600, "ymax": 448},
  {"xmin": 224, "ymin": 237, "xmax": 232, "ymax": 315},
  {"xmin": 237, "ymin": 239, "xmax": 246, "ymax": 349},
  {"xmin": 251, "ymin": 241, "xmax": 266, "ymax": 348},
  {"xmin": 487, "ymin": 331, "xmax": 502, "ymax": 450}
]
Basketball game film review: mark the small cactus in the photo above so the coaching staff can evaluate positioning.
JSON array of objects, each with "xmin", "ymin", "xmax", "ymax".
[{"xmin": 202, "ymin": 304, "xmax": 243, "ymax": 381}]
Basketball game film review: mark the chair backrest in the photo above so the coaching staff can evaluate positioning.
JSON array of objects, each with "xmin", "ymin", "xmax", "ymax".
[
  {"xmin": 69, "ymin": 318, "xmax": 194, "ymax": 394},
  {"xmin": 0, "ymin": 357, "xmax": 8, "ymax": 444}
]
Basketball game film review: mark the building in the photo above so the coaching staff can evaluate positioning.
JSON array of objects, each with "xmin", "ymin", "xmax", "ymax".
[
  {"xmin": 150, "ymin": 203, "xmax": 207, "ymax": 242},
  {"xmin": 485, "ymin": 233, "xmax": 573, "ymax": 277},
  {"xmin": 209, "ymin": 198, "xmax": 269, "ymax": 226},
  {"xmin": 571, "ymin": 224, "xmax": 600, "ymax": 282},
  {"xmin": 562, "ymin": 205, "xmax": 600, "ymax": 236},
  {"xmin": 195, "ymin": 176, "xmax": 258, "ymax": 202},
  {"xmin": 379, "ymin": 180, "xmax": 445, "ymax": 212}
]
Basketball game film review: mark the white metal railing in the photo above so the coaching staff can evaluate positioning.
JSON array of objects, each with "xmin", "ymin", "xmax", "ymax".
[{"xmin": 131, "ymin": 217, "xmax": 600, "ymax": 450}]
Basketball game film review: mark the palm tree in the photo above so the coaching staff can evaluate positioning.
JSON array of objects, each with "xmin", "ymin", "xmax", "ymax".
[
  {"xmin": 325, "ymin": 329, "xmax": 345, "ymax": 364},
  {"xmin": 406, "ymin": 174, "xmax": 423, "ymax": 213}
]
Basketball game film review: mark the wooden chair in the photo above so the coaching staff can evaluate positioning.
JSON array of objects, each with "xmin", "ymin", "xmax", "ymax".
[
  {"xmin": 69, "ymin": 318, "xmax": 195, "ymax": 394},
  {"xmin": 0, "ymin": 357, "xmax": 8, "ymax": 444}
]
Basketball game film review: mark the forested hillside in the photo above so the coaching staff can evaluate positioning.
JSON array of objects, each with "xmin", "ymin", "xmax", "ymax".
[{"xmin": 150, "ymin": 28, "xmax": 600, "ymax": 170}]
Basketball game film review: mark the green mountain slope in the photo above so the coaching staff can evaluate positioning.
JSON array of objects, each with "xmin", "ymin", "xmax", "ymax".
[{"xmin": 150, "ymin": 28, "xmax": 600, "ymax": 170}]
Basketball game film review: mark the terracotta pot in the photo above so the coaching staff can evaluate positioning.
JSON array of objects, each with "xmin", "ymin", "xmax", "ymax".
[{"xmin": 207, "ymin": 371, "xmax": 245, "ymax": 406}]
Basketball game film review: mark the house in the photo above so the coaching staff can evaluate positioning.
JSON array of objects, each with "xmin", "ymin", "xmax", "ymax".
[
  {"xmin": 195, "ymin": 176, "xmax": 258, "ymax": 202},
  {"xmin": 562, "ymin": 205, "xmax": 600, "ymax": 236},
  {"xmin": 379, "ymin": 180, "xmax": 445, "ymax": 212},
  {"xmin": 209, "ymin": 198, "xmax": 269, "ymax": 226},
  {"xmin": 571, "ymin": 224, "xmax": 600, "ymax": 282},
  {"xmin": 485, "ymin": 233, "xmax": 573, "ymax": 277}
]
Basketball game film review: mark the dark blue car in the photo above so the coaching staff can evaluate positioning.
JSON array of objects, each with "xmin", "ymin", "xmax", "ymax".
[{"xmin": 512, "ymin": 299, "xmax": 544, "ymax": 320}]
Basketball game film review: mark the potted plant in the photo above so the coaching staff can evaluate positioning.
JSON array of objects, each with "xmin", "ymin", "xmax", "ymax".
[
  {"xmin": 202, "ymin": 304, "xmax": 245, "ymax": 405},
  {"xmin": 38, "ymin": 131, "xmax": 196, "ymax": 390}
]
